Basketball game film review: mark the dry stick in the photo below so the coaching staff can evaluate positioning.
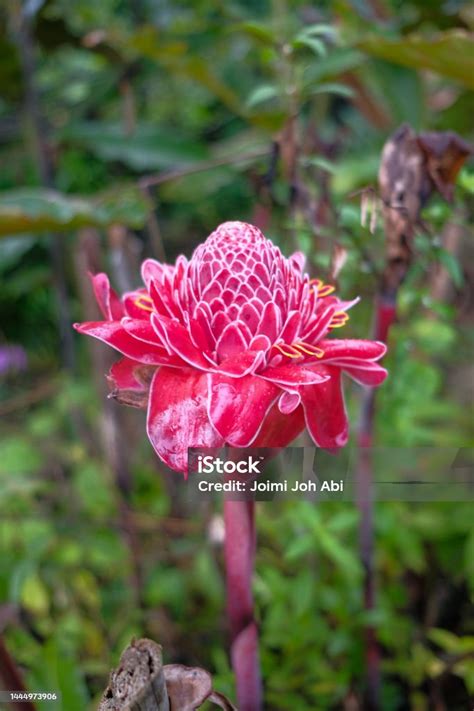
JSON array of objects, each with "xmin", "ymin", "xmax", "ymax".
[
  {"xmin": 224, "ymin": 499, "xmax": 262, "ymax": 711},
  {"xmin": 99, "ymin": 639, "xmax": 169, "ymax": 711},
  {"xmin": 13, "ymin": 6, "xmax": 75, "ymax": 371},
  {"xmin": 139, "ymin": 149, "xmax": 269, "ymax": 190},
  {"xmin": 0, "ymin": 637, "xmax": 36, "ymax": 711}
]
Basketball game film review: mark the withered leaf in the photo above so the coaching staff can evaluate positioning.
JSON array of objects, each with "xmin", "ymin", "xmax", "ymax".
[
  {"xmin": 163, "ymin": 664, "xmax": 212, "ymax": 710},
  {"xmin": 108, "ymin": 388, "xmax": 149, "ymax": 409},
  {"xmin": 417, "ymin": 130, "xmax": 472, "ymax": 202}
]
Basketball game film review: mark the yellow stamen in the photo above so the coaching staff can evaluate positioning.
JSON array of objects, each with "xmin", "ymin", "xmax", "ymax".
[
  {"xmin": 274, "ymin": 343, "xmax": 303, "ymax": 359},
  {"xmin": 309, "ymin": 278, "xmax": 335, "ymax": 297},
  {"xmin": 329, "ymin": 311, "xmax": 350, "ymax": 329},
  {"xmin": 134, "ymin": 295, "xmax": 154, "ymax": 313},
  {"xmin": 317, "ymin": 284, "xmax": 336, "ymax": 297},
  {"xmin": 293, "ymin": 342, "xmax": 325, "ymax": 358}
]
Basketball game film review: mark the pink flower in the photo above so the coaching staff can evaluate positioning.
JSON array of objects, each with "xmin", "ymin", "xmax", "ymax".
[{"xmin": 74, "ymin": 222, "xmax": 387, "ymax": 473}]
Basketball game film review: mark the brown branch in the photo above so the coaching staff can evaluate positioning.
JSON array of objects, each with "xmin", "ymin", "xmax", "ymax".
[
  {"xmin": 0, "ymin": 380, "xmax": 57, "ymax": 418},
  {"xmin": 138, "ymin": 149, "xmax": 269, "ymax": 189}
]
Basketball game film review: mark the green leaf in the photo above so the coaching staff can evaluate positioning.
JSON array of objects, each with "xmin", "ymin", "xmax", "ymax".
[
  {"xmin": 0, "ymin": 186, "xmax": 150, "ymax": 237},
  {"xmin": 303, "ymin": 48, "xmax": 365, "ymax": 83},
  {"xmin": 360, "ymin": 31, "xmax": 474, "ymax": 89},
  {"xmin": 301, "ymin": 156, "xmax": 336, "ymax": 174},
  {"xmin": 293, "ymin": 36, "xmax": 327, "ymax": 57},
  {"xmin": 246, "ymin": 84, "xmax": 279, "ymax": 108},
  {"xmin": 311, "ymin": 82, "xmax": 354, "ymax": 98},
  {"xmin": 234, "ymin": 21, "xmax": 276, "ymax": 46},
  {"xmin": 459, "ymin": 169, "xmax": 474, "ymax": 194},
  {"xmin": 20, "ymin": 573, "xmax": 50, "ymax": 617},
  {"xmin": 435, "ymin": 247, "xmax": 464, "ymax": 288},
  {"xmin": 60, "ymin": 122, "xmax": 209, "ymax": 171},
  {"xmin": 301, "ymin": 24, "xmax": 338, "ymax": 39}
]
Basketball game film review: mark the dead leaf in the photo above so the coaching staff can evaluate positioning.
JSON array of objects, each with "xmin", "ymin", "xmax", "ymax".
[{"xmin": 163, "ymin": 664, "xmax": 212, "ymax": 710}]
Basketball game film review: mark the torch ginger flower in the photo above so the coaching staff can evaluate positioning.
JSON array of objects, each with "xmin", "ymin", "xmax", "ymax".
[{"xmin": 74, "ymin": 222, "xmax": 387, "ymax": 472}]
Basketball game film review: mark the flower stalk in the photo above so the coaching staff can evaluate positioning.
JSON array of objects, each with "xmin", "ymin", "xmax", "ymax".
[{"xmin": 224, "ymin": 500, "xmax": 262, "ymax": 711}]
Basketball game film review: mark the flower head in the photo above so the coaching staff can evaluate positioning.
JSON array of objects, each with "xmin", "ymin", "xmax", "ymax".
[{"xmin": 74, "ymin": 222, "xmax": 387, "ymax": 472}]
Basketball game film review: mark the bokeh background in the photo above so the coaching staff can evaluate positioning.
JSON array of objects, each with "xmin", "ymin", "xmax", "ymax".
[{"xmin": 0, "ymin": 1, "xmax": 473, "ymax": 709}]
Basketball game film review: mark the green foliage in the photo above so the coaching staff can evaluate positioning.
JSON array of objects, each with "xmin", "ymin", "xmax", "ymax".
[
  {"xmin": 360, "ymin": 31, "xmax": 474, "ymax": 89},
  {"xmin": 0, "ymin": 187, "xmax": 150, "ymax": 237}
]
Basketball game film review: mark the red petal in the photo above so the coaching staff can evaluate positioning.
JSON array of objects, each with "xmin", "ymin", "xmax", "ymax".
[
  {"xmin": 74, "ymin": 320, "xmax": 169, "ymax": 364},
  {"xmin": 89, "ymin": 273, "xmax": 124, "ymax": 320},
  {"xmin": 259, "ymin": 363, "xmax": 329, "ymax": 387},
  {"xmin": 123, "ymin": 290, "xmax": 152, "ymax": 319},
  {"xmin": 320, "ymin": 339, "xmax": 386, "ymax": 361},
  {"xmin": 278, "ymin": 391, "xmax": 301, "ymax": 414},
  {"xmin": 109, "ymin": 357, "xmax": 146, "ymax": 390},
  {"xmin": 214, "ymin": 351, "xmax": 264, "ymax": 377},
  {"xmin": 253, "ymin": 403, "xmax": 305, "ymax": 447},
  {"xmin": 122, "ymin": 318, "xmax": 164, "ymax": 346},
  {"xmin": 344, "ymin": 364, "xmax": 388, "ymax": 386},
  {"xmin": 279, "ymin": 311, "xmax": 301, "ymax": 344},
  {"xmin": 216, "ymin": 322, "xmax": 249, "ymax": 361},
  {"xmin": 207, "ymin": 372, "xmax": 279, "ymax": 447},
  {"xmin": 147, "ymin": 367, "xmax": 224, "ymax": 474},
  {"xmin": 301, "ymin": 366, "xmax": 349, "ymax": 448},
  {"xmin": 257, "ymin": 301, "xmax": 281, "ymax": 341},
  {"xmin": 151, "ymin": 314, "xmax": 212, "ymax": 370},
  {"xmin": 141, "ymin": 258, "xmax": 174, "ymax": 288}
]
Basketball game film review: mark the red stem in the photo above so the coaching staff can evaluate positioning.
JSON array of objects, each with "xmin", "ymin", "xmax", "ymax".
[
  {"xmin": 224, "ymin": 500, "xmax": 262, "ymax": 711},
  {"xmin": 0, "ymin": 637, "xmax": 37, "ymax": 711},
  {"xmin": 356, "ymin": 294, "xmax": 396, "ymax": 710}
]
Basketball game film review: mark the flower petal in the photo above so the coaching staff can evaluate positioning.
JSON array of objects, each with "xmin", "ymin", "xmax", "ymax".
[
  {"xmin": 73, "ymin": 320, "xmax": 169, "ymax": 364},
  {"xmin": 259, "ymin": 364, "xmax": 330, "ymax": 387},
  {"xmin": 301, "ymin": 366, "xmax": 349, "ymax": 448},
  {"xmin": 108, "ymin": 357, "xmax": 148, "ymax": 390},
  {"xmin": 253, "ymin": 403, "xmax": 305, "ymax": 447},
  {"xmin": 147, "ymin": 367, "xmax": 224, "ymax": 474},
  {"xmin": 121, "ymin": 318, "xmax": 164, "ymax": 346},
  {"xmin": 214, "ymin": 351, "xmax": 264, "ymax": 377},
  {"xmin": 151, "ymin": 314, "xmax": 212, "ymax": 370},
  {"xmin": 207, "ymin": 372, "xmax": 279, "ymax": 447},
  {"xmin": 320, "ymin": 339, "xmax": 387, "ymax": 362},
  {"xmin": 344, "ymin": 363, "xmax": 388, "ymax": 386},
  {"xmin": 123, "ymin": 290, "xmax": 152, "ymax": 319},
  {"xmin": 90, "ymin": 273, "xmax": 124, "ymax": 320},
  {"xmin": 278, "ymin": 391, "xmax": 301, "ymax": 414},
  {"xmin": 216, "ymin": 322, "xmax": 249, "ymax": 362}
]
